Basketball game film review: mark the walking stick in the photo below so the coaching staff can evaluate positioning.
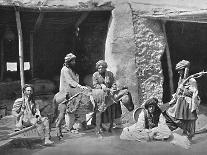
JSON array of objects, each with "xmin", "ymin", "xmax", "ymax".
[{"xmin": 0, "ymin": 125, "xmax": 36, "ymax": 141}]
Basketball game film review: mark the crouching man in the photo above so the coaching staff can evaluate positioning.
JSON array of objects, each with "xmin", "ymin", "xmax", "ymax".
[
  {"xmin": 120, "ymin": 98, "xmax": 171, "ymax": 141},
  {"xmin": 12, "ymin": 84, "xmax": 54, "ymax": 145}
]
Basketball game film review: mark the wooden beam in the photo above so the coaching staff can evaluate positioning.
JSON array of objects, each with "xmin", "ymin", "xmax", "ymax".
[
  {"xmin": 0, "ymin": 39, "xmax": 4, "ymax": 81},
  {"xmin": 161, "ymin": 21, "xmax": 174, "ymax": 96},
  {"xmin": 34, "ymin": 13, "xmax": 44, "ymax": 33},
  {"xmin": 75, "ymin": 12, "xmax": 89, "ymax": 28},
  {"xmin": 15, "ymin": 8, "xmax": 25, "ymax": 90},
  {"xmin": 30, "ymin": 32, "xmax": 34, "ymax": 78},
  {"xmin": 72, "ymin": 12, "xmax": 89, "ymax": 50},
  {"xmin": 34, "ymin": 0, "xmax": 49, "ymax": 32},
  {"xmin": 141, "ymin": 15, "xmax": 207, "ymax": 24}
]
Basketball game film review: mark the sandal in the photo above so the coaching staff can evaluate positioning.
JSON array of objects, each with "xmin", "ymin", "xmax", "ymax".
[{"xmin": 70, "ymin": 129, "xmax": 79, "ymax": 134}]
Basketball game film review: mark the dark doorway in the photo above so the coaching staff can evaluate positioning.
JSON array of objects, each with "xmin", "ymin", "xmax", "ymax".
[
  {"xmin": 33, "ymin": 11, "xmax": 111, "ymax": 86},
  {"xmin": 161, "ymin": 21, "xmax": 207, "ymax": 104},
  {"xmin": 0, "ymin": 9, "xmax": 111, "ymax": 85}
]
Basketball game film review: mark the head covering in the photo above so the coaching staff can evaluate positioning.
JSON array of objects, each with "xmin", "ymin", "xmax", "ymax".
[
  {"xmin": 22, "ymin": 84, "xmax": 34, "ymax": 93},
  {"xmin": 64, "ymin": 53, "xmax": 76, "ymax": 63},
  {"xmin": 144, "ymin": 97, "xmax": 159, "ymax": 109},
  {"xmin": 176, "ymin": 60, "xmax": 190, "ymax": 71},
  {"xmin": 96, "ymin": 60, "xmax": 108, "ymax": 69}
]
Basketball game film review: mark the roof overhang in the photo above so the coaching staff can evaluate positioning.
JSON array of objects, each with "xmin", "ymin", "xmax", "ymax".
[
  {"xmin": 0, "ymin": 1, "xmax": 114, "ymax": 12},
  {"xmin": 140, "ymin": 10, "xmax": 207, "ymax": 23}
]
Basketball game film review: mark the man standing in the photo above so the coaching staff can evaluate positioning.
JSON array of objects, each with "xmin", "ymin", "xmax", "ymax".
[
  {"xmin": 92, "ymin": 60, "xmax": 122, "ymax": 130},
  {"xmin": 160, "ymin": 60, "xmax": 200, "ymax": 140},
  {"xmin": 12, "ymin": 84, "xmax": 54, "ymax": 145}
]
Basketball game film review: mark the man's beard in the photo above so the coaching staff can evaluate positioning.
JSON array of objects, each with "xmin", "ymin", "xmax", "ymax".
[
  {"xmin": 65, "ymin": 62, "xmax": 77, "ymax": 73},
  {"xmin": 26, "ymin": 94, "xmax": 34, "ymax": 101}
]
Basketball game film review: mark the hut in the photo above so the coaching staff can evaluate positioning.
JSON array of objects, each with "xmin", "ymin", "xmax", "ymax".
[{"xmin": 1, "ymin": 0, "xmax": 207, "ymax": 122}]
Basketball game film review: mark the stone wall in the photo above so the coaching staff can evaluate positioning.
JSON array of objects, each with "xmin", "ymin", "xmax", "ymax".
[
  {"xmin": 132, "ymin": 10, "xmax": 165, "ymax": 104},
  {"xmin": 105, "ymin": 3, "xmax": 139, "ymax": 123},
  {"xmin": 105, "ymin": 3, "xmax": 138, "ymax": 104}
]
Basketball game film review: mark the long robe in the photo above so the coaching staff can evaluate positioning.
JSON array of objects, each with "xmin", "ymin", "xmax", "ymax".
[
  {"xmin": 93, "ymin": 70, "xmax": 122, "ymax": 123},
  {"xmin": 120, "ymin": 110, "xmax": 172, "ymax": 141},
  {"xmin": 59, "ymin": 65, "xmax": 81, "ymax": 95},
  {"xmin": 167, "ymin": 84, "xmax": 200, "ymax": 138}
]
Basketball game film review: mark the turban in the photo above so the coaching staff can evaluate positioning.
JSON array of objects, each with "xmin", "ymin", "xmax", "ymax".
[
  {"xmin": 176, "ymin": 60, "xmax": 190, "ymax": 71},
  {"xmin": 96, "ymin": 60, "xmax": 108, "ymax": 69},
  {"xmin": 144, "ymin": 97, "xmax": 159, "ymax": 109},
  {"xmin": 64, "ymin": 53, "xmax": 76, "ymax": 62}
]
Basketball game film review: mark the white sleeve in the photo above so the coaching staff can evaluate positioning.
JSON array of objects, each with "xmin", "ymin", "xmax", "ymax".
[{"xmin": 135, "ymin": 110, "xmax": 145, "ymax": 130}]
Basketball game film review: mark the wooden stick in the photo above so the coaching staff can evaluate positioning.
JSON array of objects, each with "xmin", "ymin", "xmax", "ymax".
[
  {"xmin": 8, "ymin": 125, "xmax": 36, "ymax": 137},
  {"xmin": 0, "ymin": 39, "xmax": 4, "ymax": 81},
  {"xmin": 30, "ymin": 32, "xmax": 34, "ymax": 78},
  {"xmin": 0, "ymin": 125, "xmax": 36, "ymax": 141},
  {"xmin": 162, "ymin": 21, "xmax": 174, "ymax": 96},
  {"xmin": 15, "ymin": 8, "xmax": 25, "ymax": 91}
]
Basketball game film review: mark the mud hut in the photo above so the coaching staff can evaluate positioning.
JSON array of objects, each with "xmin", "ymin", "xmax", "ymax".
[{"xmin": 1, "ymin": 0, "xmax": 207, "ymax": 122}]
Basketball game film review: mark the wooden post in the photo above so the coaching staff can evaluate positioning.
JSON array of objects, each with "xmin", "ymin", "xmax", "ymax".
[
  {"xmin": 162, "ymin": 21, "xmax": 174, "ymax": 96},
  {"xmin": 30, "ymin": 32, "xmax": 34, "ymax": 78},
  {"xmin": 0, "ymin": 39, "xmax": 4, "ymax": 81},
  {"xmin": 73, "ymin": 12, "xmax": 89, "ymax": 50},
  {"xmin": 15, "ymin": 8, "xmax": 25, "ymax": 90}
]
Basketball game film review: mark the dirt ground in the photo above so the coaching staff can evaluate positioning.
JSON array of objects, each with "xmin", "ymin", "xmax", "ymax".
[
  {"xmin": 1, "ymin": 128, "xmax": 207, "ymax": 155},
  {"xmin": 1, "ymin": 105, "xmax": 207, "ymax": 155}
]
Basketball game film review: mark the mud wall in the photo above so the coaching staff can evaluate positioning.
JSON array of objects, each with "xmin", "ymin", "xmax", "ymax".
[{"xmin": 132, "ymin": 11, "xmax": 165, "ymax": 104}]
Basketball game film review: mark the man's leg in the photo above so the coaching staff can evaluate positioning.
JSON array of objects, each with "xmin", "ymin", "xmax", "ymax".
[
  {"xmin": 65, "ymin": 113, "xmax": 76, "ymax": 132},
  {"xmin": 162, "ymin": 111, "xmax": 179, "ymax": 131},
  {"xmin": 40, "ymin": 117, "xmax": 54, "ymax": 144},
  {"xmin": 56, "ymin": 103, "xmax": 67, "ymax": 139},
  {"xmin": 182, "ymin": 120, "xmax": 196, "ymax": 140}
]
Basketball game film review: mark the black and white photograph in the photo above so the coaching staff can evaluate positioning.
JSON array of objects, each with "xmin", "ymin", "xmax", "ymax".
[{"xmin": 0, "ymin": 0, "xmax": 207, "ymax": 155}]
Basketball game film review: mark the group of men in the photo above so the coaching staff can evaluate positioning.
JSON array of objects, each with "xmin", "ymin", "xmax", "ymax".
[
  {"xmin": 11, "ymin": 52, "xmax": 201, "ymax": 146},
  {"xmin": 120, "ymin": 60, "xmax": 201, "ymax": 144},
  {"xmin": 12, "ymin": 53, "xmax": 122, "ymax": 144}
]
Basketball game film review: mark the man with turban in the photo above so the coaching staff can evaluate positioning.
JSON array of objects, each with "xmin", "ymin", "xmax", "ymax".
[
  {"xmin": 120, "ymin": 98, "xmax": 171, "ymax": 141},
  {"xmin": 161, "ymin": 60, "xmax": 200, "ymax": 140},
  {"xmin": 56, "ymin": 53, "xmax": 88, "ymax": 137},
  {"xmin": 59, "ymin": 53, "xmax": 88, "ymax": 93},
  {"xmin": 92, "ymin": 60, "xmax": 122, "ymax": 130}
]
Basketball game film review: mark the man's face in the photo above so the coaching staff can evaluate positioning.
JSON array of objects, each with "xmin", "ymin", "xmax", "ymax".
[
  {"xmin": 24, "ymin": 87, "xmax": 33, "ymax": 97},
  {"xmin": 70, "ymin": 59, "xmax": 76, "ymax": 66},
  {"xmin": 178, "ymin": 69, "xmax": 184, "ymax": 76},
  {"xmin": 148, "ymin": 105, "xmax": 155, "ymax": 114},
  {"xmin": 98, "ymin": 65, "xmax": 106, "ymax": 74}
]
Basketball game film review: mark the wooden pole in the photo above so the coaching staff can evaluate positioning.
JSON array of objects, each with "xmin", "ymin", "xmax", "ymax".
[
  {"xmin": 0, "ymin": 125, "xmax": 36, "ymax": 141},
  {"xmin": 30, "ymin": 32, "xmax": 34, "ymax": 78},
  {"xmin": 0, "ymin": 39, "xmax": 4, "ymax": 81},
  {"xmin": 162, "ymin": 21, "xmax": 174, "ymax": 96},
  {"xmin": 15, "ymin": 8, "xmax": 25, "ymax": 91}
]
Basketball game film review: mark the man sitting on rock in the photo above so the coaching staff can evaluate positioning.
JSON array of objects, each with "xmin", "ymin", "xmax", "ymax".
[{"xmin": 12, "ymin": 84, "xmax": 54, "ymax": 145}]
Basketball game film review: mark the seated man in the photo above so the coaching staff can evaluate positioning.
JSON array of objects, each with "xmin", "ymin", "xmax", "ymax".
[
  {"xmin": 12, "ymin": 84, "xmax": 54, "ymax": 145},
  {"xmin": 120, "ymin": 98, "xmax": 172, "ymax": 141}
]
